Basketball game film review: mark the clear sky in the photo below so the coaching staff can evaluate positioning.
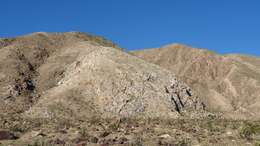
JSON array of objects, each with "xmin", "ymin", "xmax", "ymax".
[{"xmin": 0, "ymin": 0, "xmax": 259, "ymax": 56}]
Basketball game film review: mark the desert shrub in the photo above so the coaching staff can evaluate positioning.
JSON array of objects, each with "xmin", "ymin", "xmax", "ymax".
[
  {"xmin": 108, "ymin": 122, "xmax": 120, "ymax": 131},
  {"xmin": 79, "ymin": 128, "xmax": 90, "ymax": 137},
  {"xmin": 88, "ymin": 115, "xmax": 102, "ymax": 125},
  {"xmin": 255, "ymin": 141, "xmax": 260, "ymax": 146},
  {"xmin": 240, "ymin": 123, "xmax": 260, "ymax": 140},
  {"xmin": 28, "ymin": 140, "xmax": 46, "ymax": 146},
  {"xmin": 176, "ymin": 139, "xmax": 190, "ymax": 146},
  {"xmin": 131, "ymin": 136, "xmax": 143, "ymax": 146}
]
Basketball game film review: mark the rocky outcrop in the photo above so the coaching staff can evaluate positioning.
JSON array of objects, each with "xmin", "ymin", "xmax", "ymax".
[
  {"xmin": 24, "ymin": 43, "xmax": 206, "ymax": 119},
  {"xmin": 0, "ymin": 130, "xmax": 17, "ymax": 140}
]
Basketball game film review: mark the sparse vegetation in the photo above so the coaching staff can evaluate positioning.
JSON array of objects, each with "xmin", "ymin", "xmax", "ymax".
[
  {"xmin": 0, "ymin": 117, "xmax": 260, "ymax": 145},
  {"xmin": 240, "ymin": 122, "xmax": 260, "ymax": 140}
]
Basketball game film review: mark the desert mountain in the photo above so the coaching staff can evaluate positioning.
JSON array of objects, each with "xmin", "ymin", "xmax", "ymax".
[
  {"xmin": 0, "ymin": 33, "xmax": 204, "ymax": 120},
  {"xmin": 1, "ymin": 33, "xmax": 260, "ymax": 145},
  {"xmin": 132, "ymin": 44, "xmax": 260, "ymax": 119}
]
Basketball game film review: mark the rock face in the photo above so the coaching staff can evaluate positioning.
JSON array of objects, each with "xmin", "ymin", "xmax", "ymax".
[
  {"xmin": 0, "ymin": 33, "xmax": 205, "ymax": 120},
  {"xmin": 132, "ymin": 44, "xmax": 260, "ymax": 119}
]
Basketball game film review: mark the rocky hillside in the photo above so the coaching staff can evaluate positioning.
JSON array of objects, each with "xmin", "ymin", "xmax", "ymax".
[
  {"xmin": 1, "ymin": 33, "xmax": 260, "ymax": 145},
  {"xmin": 132, "ymin": 44, "xmax": 260, "ymax": 120},
  {"xmin": 0, "ymin": 33, "xmax": 205, "ymax": 120},
  {"xmin": 0, "ymin": 32, "xmax": 119, "ymax": 115}
]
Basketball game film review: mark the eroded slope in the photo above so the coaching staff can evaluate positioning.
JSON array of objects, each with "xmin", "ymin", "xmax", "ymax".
[
  {"xmin": 132, "ymin": 44, "xmax": 260, "ymax": 119},
  {"xmin": 24, "ymin": 42, "xmax": 205, "ymax": 120}
]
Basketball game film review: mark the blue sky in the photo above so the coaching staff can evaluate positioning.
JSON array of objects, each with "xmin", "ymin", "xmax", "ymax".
[{"xmin": 0, "ymin": 0, "xmax": 259, "ymax": 56}]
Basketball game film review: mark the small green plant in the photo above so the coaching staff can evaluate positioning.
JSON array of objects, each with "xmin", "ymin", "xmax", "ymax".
[
  {"xmin": 255, "ymin": 141, "xmax": 260, "ymax": 146},
  {"xmin": 205, "ymin": 120, "xmax": 220, "ymax": 132},
  {"xmin": 79, "ymin": 128, "xmax": 89, "ymax": 137},
  {"xmin": 108, "ymin": 121, "xmax": 120, "ymax": 131},
  {"xmin": 176, "ymin": 139, "xmax": 189, "ymax": 146},
  {"xmin": 132, "ymin": 136, "xmax": 143, "ymax": 146},
  {"xmin": 240, "ymin": 123, "xmax": 260, "ymax": 140},
  {"xmin": 29, "ymin": 140, "xmax": 45, "ymax": 146},
  {"xmin": 88, "ymin": 115, "xmax": 101, "ymax": 125},
  {"xmin": 10, "ymin": 126, "xmax": 25, "ymax": 133}
]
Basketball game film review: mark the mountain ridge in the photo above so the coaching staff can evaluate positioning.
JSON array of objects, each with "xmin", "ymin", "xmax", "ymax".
[
  {"xmin": 133, "ymin": 43, "xmax": 260, "ymax": 58},
  {"xmin": 132, "ymin": 44, "xmax": 260, "ymax": 120}
]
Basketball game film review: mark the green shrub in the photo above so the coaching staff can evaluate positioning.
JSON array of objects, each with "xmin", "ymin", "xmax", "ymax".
[
  {"xmin": 255, "ymin": 141, "xmax": 260, "ymax": 146},
  {"xmin": 240, "ymin": 123, "xmax": 260, "ymax": 140}
]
